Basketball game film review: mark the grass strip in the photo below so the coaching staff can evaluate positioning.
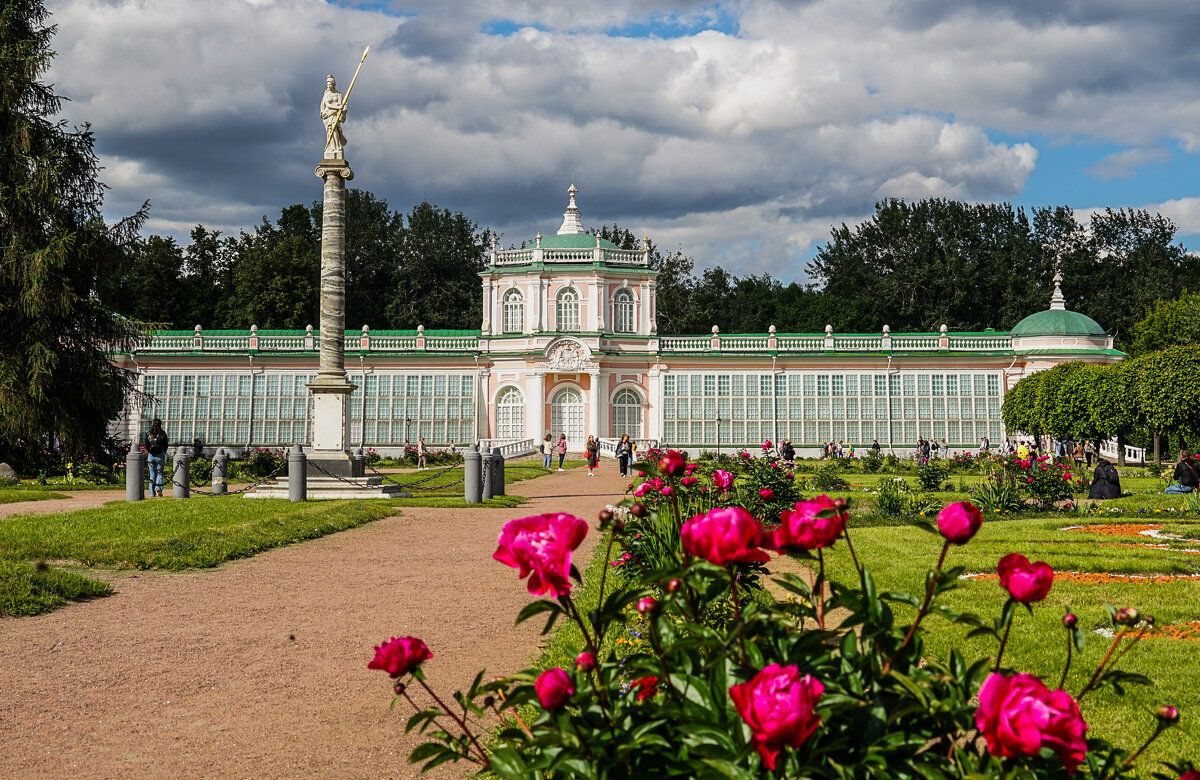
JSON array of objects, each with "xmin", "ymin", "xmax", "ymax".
[
  {"xmin": 0, "ymin": 559, "xmax": 112, "ymax": 617},
  {"xmin": 0, "ymin": 497, "xmax": 400, "ymax": 570},
  {"xmin": 0, "ymin": 490, "xmax": 69, "ymax": 504}
]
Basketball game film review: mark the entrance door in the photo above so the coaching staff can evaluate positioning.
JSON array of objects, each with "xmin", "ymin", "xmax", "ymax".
[{"xmin": 550, "ymin": 386, "xmax": 585, "ymax": 448}]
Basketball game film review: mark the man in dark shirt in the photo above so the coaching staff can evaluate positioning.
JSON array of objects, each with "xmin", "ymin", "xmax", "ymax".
[{"xmin": 1166, "ymin": 449, "xmax": 1199, "ymax": 494}]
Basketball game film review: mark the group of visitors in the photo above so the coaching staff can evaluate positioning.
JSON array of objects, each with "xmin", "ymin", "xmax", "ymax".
[
  {"xmin": 538, "ymin": 434, "xmax": 571, "ymax": 472},
  {"xmin": 915, "ymin": 436, "xmax": 949, "ymax": 462},
  {"xmin": 821, "ymin": 441, "xmax": 853, "ymax": 458}
]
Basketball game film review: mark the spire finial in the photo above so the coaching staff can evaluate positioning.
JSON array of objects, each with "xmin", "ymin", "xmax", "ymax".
[
  {"xmin": 1050, "ymin": 270, "xmax": 1066, "ymax": 311},
  {"xmin": 557, "ymin": 182, "xmax": 584, "ymax": 235}
]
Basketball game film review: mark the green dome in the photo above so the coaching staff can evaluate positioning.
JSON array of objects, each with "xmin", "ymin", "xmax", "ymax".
[
  {"xmin": 536, "ymin": 233, "xmax": 621, "ymax": 250},
  {"xmin": 1010, "ymin": 309, "xmax": 1106, "ymax": 338}
]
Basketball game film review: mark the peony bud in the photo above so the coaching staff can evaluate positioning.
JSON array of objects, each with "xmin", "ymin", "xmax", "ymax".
[
  {"xmin": 630, "ymin": 503, "xmax": 648, "ymax": 518},
  {"xmin": 832, "ymin": 498, "xmax": 849, "ymax": 512},
  {"xmin": 1115, "ymin": 607, "xmax": 1140, "ymax": 626},
  {"xmin": 1155, "ymin": 704, "xmax": 1180, "ymax": 724},
  {"xmin": 666, "ymin": 578, "xmax": 682, "ymax": 593},
  {"xmin": 1062, "ymin": 613, "xmax": 1077, "ymax": 628},
  {"xmin": 575, "ymin": 651, "xmax": 596, "ymax": 672},
  {"xmin": 1145, "ymin": 614, "xmax": 1156, "ymax": 626},
  {"xmin": 598, "ymin": 508, "xmax": 614, "ymax": 526},
  {"xmin": 483, "ymin": 695, "xmax": 496, "ymax": 708},
  {"xmin": 534, "ymin": 667, "xmax": 574, "ymax": 711},
  {"xmin": 636, "ymin": 597, "xmax": 658, "ymax": 614},
  {"xmin": 393, "ymin": 682, "xmax": 407, "ymax": 696}
]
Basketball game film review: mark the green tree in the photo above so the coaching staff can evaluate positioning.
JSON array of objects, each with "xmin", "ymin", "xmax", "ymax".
[
  {"xmin": 178, "ymin": 225, "xmax": 235, "ymax": 330},
  {"xmin": 1088, "ymin": 360, "xmax": 1140, "ymax": 465},
  {"xmin": 593, "ymin": 224, "xmax": 700, "ymax": 335},
  {"xmin": 103, "ymin": 234, "xmax": 187, "ymax": 327},
  {"xmin": 0, "ymin": 0, "xmax": 148, "ymax": 467},
  {"xmin": 1127, "ymin": 290, "xmax": 1200, "ymax": 356},
  {"xmin": 217, "ymin": 206, "xmax": 319, "ymax": 329},
  {"xmin": 1000, "ymin": 369, "xmax": 1047, "ymax": 439},
  {"xmin": 385, "ymin": 202, "xmax": 490, "ymax": 329},
  {"xmin": 1130, "ymin": 346, "xmax": 1200, "ymax": 452}
]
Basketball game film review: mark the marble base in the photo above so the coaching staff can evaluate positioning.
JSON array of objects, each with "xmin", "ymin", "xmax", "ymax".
[{"xmin": 246, "ymin": 475, "xmax": 410, "ymax": 500}]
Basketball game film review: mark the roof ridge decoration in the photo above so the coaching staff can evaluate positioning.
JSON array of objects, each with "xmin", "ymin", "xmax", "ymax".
[
  {"xmin": 1050, "ymin": 271, "xmax": 1067, "ymax": 311},
  {"xmin": 557, "ymin": 183, "xmax": 585, "ymax": 235}
]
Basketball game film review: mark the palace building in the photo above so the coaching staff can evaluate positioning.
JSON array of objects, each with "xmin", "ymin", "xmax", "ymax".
[{"xmin": 112, "ymin": 186, "xmax": 1123, "ymax": 456}]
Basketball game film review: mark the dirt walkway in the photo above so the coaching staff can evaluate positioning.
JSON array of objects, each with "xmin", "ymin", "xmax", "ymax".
[{"xmin": 0, "ymin": 467, "xmax": 630, "ymax": 778}]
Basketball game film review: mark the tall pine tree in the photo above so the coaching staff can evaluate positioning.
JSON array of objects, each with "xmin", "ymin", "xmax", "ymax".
[{"xmin": 0, "ymin": 0, "xmax": 147, "ymax": 468}]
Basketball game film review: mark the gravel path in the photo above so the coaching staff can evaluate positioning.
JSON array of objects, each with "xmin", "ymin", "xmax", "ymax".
[{"xmin": 0, "ymin": 467, "xmax": 630, "ymax": 778}]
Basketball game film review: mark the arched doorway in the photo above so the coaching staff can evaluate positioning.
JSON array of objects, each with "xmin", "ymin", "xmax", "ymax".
[
  {"xmin": 611, "ymin": 387, "xmax": 643, "ymax": 439},
  {"xmin": 550, "ymin": 386, "xmax": 585, "ymax": 446},
  {"xmin": 496, "ymin": 386, "xmax": 525, "ymax": 439}
]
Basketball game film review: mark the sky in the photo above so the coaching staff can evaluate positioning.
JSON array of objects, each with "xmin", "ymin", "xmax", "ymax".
[{"xmin": 44, "ymin": 0, "xmax": 1200, "ymax": 283}]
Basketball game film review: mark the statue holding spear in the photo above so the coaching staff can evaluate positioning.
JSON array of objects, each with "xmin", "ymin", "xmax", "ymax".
[{"xmin": 320, "ymin": 46, "xmax": 369, "ymax": 159}]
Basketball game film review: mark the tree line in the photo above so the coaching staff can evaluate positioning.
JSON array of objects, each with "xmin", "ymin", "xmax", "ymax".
[{"xmin": 1000, "ymin": 346, "xmax": 1200, "ymax": 464}]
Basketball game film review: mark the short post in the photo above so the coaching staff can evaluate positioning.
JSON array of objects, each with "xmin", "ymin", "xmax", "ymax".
[
  {"xmin": 289, "ymin": 445, "xmax": 308, "ymax": 502},
  {"xmin": 464, "ymin": 443, "xmax": 482, "ymax": 504},
  {"xmin": 492, "ymin": 450, "xmax": 506, "ymax": 496},
  {"xmin": 352, "ymin": 446, "xmax": 365, "ymax": 477},
  {"xmin": 211, "ymin": 448, "xmax": 229, "ymax": 495},
  {"xmin": 172, "ymin": 446, "xmax": 191, "ymax": 499},
  {"xmin": 125, "ymin": 439, "xmax": 144, "ymax": 502},
  {"xmin": 481, "ymin": 446, "xmax": 495, "ymax": 501}
]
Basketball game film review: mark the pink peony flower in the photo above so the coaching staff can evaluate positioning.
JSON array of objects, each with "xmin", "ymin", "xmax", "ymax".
[
  {"xmin": 658, "ymin": 450, "xmax": 687, "ymax": 477},
  {"xmin": 681, "ymin": 507, "xmax": 771, "ymax": 566},
  {"xmin": 367, "ymin": 636, "xmax": 432, "ymax": 678},
  {"xmin": 975, "ymin": 673, "xmax": 1087, "ymax": 774},
  {"xmin": 575, "ymin": 651, "xmax": 596, "ymax": 672},
  {"xmin": 661, "ymin": 485, "xmax": 673, "ymax": 497},
  {"xmin": 685, "ymin": 463, "xmax": 699, "ymax": 474},
  {"xmin": 771, "ymin": 495, "xmax": 846, "ymax": 552},
  {"xmin": 633, "ymin": 483, "xmax": 652, "ymax": 497},
  {"xmin": 681, "ymin": 476, "xmax": 699, "ymax": 487},
  {"xmin": 636, "ymin": 597, "xmax": 658, "ymax": 613},
  {"xmin": 493, "ymin": 513, "xmax": 589, "ymax": 597},
  {"xmin": 713, "ymin": 470, "xmax": 734, "ymax": 491},
  {"xmin": 937, "ymin": 501, "xmax": 983, "ymax": 545},
  {"xmin": 535, "ymin": 667, "xmax": 574, "ymax": 711},
  {"xmin": 730, "ymin": 664, "xmax": 823, "ymax": 770},
  {"xmin": 759, "ymin": 488, "xmax": 774, "ymax": 500},
  {"xmin": 1180, "ymin": 772, "xmax": 1200, "ymax": 780},
  {"xmin": 997, "ymin": 553, "xmax": 1054, "ymax": 603}
]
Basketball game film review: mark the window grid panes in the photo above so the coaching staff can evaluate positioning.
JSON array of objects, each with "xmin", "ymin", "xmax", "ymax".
[
  {"xmin": 556, "ymin": 288, "xmax": 580, "ymax": 332},
  {"xmin": 613, "ymin": 289, "xmax": 635, "ymax": 333},
  {"xmin": 502, "ymin": 289, "xmax": 524, "ymax": 334}
]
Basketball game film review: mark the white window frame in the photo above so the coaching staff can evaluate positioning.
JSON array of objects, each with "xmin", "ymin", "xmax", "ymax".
[
  {"xmin": 496, "ymin": 386, "xmax": 525, "ymax": 439},
  {"xmin": 502, "ymin": 289, "xmax": 524, "ymax": 334},
  {"xmin": 612, "ymin": 288, "xmax": 635, "ymax": 333},
  {"xmin": 556, "ymin": 287, "xmax": 580, "ymax": 332}
]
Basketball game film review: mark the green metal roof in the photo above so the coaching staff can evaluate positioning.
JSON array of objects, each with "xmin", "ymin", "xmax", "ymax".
[{"xmin": 1010, "ymin": 309, "xmax": 1106, "ymax": 337}]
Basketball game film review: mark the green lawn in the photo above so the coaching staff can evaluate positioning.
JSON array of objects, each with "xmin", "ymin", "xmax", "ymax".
[{"xmin": 0, "ymin": 490, "xmax": 69, "ymax": 504}]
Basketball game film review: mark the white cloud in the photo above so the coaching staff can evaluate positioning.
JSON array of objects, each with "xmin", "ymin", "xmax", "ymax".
[
  {"xmin": 1086, "ymin": 147, "xmax": 1171, "ymax": 181},
  {"xmin": 40, "ymin": 0, "xmax": 1200, "ymax": 284}
]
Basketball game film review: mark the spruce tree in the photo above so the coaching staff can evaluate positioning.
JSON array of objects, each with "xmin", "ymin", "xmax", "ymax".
[{"xmin": 0, "ymin": 0, "xmax": 147, "ymax": 469}]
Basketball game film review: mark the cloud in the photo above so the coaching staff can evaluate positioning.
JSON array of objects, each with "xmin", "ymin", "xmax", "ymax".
[
  {"xmin": 1085, "ymin": 147, "xmax": 1171, "ymax": 180},
  {"xmin": 41, "ymin": 0, "xmax": 1200, "ymax": 287}
]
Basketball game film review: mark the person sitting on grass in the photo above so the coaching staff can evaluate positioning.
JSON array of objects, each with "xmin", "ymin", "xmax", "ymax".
[
  {"xmin": 1165, "ymin": 448, "xmax": 1199, "ymax": 494},
  {"xmin": 1087, "ymin": 458, "xmax": 1121, "ymax": 500}
]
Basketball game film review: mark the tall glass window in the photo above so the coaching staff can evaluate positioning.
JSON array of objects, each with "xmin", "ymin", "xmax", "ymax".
[
  {"xmin": 612, "ymin": 289, "xmax": 635, "ymax": 333},
  {"xmin": 496, "ymin": 387, "xmax": 525, "ymax": 440},
  {"xmin": 611, "ymin": 388, "xmax": 643, "ymax": 437},
  {"xmin": 502, "ymin": 289, "xmax": 524, "ymax": 334},
  {"xmin": 556, "ymin": 287, "xmax": 580, "ymax": 332}
]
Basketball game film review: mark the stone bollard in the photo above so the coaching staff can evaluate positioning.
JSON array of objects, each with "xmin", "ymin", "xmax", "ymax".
[
  {"xmin": 464, "ymin": 443, "xmax": 482, "ymax": 504},
  {"xmin": 172, "ymin": 446, "xmax": 191, "ymax": 499},
  {"xmin": 211, "ymin": 448, "xmax": 230, "ymax": 495},
  {"xmin": 481, "ymin": 446, "xmax": 495, "ymax": 501},
  {"xmin": 352, "ymin": 446, "xmax": 365, "ymax": 478},
  {"xmin": 125, "ymin": 439, "xmax": 145, "ymax": 502},
  {"xmin": 491, "ymin": 449, "xmax": 506, "ymax": 497},
  {"xmin": 289, "ymin": 445, "xmax": 307, "ymax": 502}
]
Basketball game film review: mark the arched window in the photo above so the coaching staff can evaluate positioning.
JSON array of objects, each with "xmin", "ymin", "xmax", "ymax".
[
  {"xmin": 496, "ymin": 387, "xmax": 525, "ymax": 439},
  {"xmin": 550, "ymin": 386, "xmax": 585, "ymax": 444},
  {"xmin": 612, "ymin": 388, "xmax": 643, "ymax": 437},
  {"xmin": 613, "ymin": 288, "xmax": 635, "ymax": 333},
  {"xmin": 556, "ymin": 287, "xmax": 580, "ymax": 332},
  {"xmin": 502, "ymin": 289, "xmax": 524, "ymax": 334}
]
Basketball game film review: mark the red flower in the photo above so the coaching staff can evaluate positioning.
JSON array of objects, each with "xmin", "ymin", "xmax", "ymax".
[
  {"xmin": 367, "ymin": 636, "xmax": 432, "ymax": 678},
  {"xmin": 658, "ymin": 450, "xmax": 687, "ymax": 477},
  {"xmin": 681, "ymin": 476, "xmax": 699, "ymax": 486},
  {"xmin": 713, "ymin": 469, "xmax": 734, "ymax": 491},
  {"xmin": 730, "ymin": 664, "xmax": 823, "ymax": 770},
  {"xmin": 681, "ymin": 507, "xmax": 771, "ymax": 566},
  {"xmin": 575, "ymin": 651, "xmax": 596, "ymax": 672},
  {"xmin": 1180, "ymin": 772, "xmax": 1200, "ymax": 780},
  {"xmin": 758, "ymin": 488, "xmax": 774, "ymax": 500},
  {"xmin": 771, "ymin": 495, "xmax": 845, "ymax": 552},
  {"xmin": 493, "ymin": 513, "xmax": 589, "ymax": 597},
  {"xmin": 630, "ymin": 675, "xmax": 659, "ymax": 701},
  {"xmin": 535, "ymin": 667, "xmax": 574, "ymax": 711},
  {"xmin": 997, "ymin": 553, "xmax": 1054, "ymax": 603},
  {"xmin": 937, "ymin": 501, "xmax": 983, "ymax": 545},
  {"xmin": 975, "ymin": 673, "xmax": 1087, "ymax": 774}
]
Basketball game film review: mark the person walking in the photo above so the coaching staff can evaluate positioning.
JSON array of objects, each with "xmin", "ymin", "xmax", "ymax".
[
  {"xmin": 417, "ymin": 436, "xmax": 427, "ymax": 470},
  {"xmin": 191, "ymin": 437, "xmax": 204, "ymax": 460},
  {"xmin": 586, "ymin": 435, "xmax": 599, "ymax": 476},
  {"xmin": 1084, "ymin": 441, "xmax": 1095, "ymax": 467},
  {"xmin": 541, "ymin": 434, "xmax": 553, "ymax": 469},
  {"xmin": 871, "ymin": 439, "xmax": 881, "ymax": 454},
  {"xmin": 781, "ymin": 438, "xmax": 796, "ymax": 462},
  {"xmin": 615, "ymin": 433, "xmax": 633, "ymax": 477},
  {"xmin": 144, "ymin": 418, "xmax": 169, "ymax": 497},
  {"xmin": 556, "ymin": 433, "xmax": 567, "ymax": 471}
]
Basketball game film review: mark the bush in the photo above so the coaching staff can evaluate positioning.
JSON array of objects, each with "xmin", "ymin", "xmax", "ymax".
[
  {"xmin": 972, "ymin": 474, "xmax": 1024, "ymax": 514},
  {"xmin": 860, "ymin": 449, "xmax": 884, "ymax": 473},
  {"xmin": 916, "ymin": 459, "xmax": 948, "ymax": 491},
  {"xmin": 1004, "ymin": 455, "xmax": 1078, "ymax": 509},
  {"xmin": 810, "ymin": 461, "xmax": 849, "ymax": 491},
  {"xmin": 241, "ymin": 448, "xmax": 284, "ymax": 478},
  {"xmin": 875, "ymin": 477, "xmax": 908, "ymax": 515},
  {"xmin": 189, "ymin": 456, "xmax": 212, "ymax": 486}
]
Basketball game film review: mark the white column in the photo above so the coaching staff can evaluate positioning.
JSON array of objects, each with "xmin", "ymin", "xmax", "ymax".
[
  {"xmin": 527, "ymin": 371, "xmax": 545, "ymax": 440},
  {"xmin": 536, "ymin": 278, "xmax": 546, "ymax": 332},
  {"xmin": 527, "ymin": 279, "xmax": 539, "ymax": 333},
  {"xmin": 589, "ymin": 370, "xmax": 603, "ymax": 439},
  {"xmin": 641, "ymin": 283, "xmax": 652, "ymax": 335},
  {"xmin": 647, "ymin": 366, "xmax": 663, "ymax": 441},
  {"xmin": 476, "ymin": 369, "xmax": 489, "ymax": 441},
  {"xmin": 481, "ymin": 280, "xmax": 493, "ymax": 334},
  {"xmin": 594, "ymin": 279, "xmax": 607, "ymax": 333}
]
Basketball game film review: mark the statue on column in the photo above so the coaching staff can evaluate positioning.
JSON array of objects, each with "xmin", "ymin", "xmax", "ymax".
[{"xmin": 320, "ymin": 75, "xmax": 347, "ymax": 159}]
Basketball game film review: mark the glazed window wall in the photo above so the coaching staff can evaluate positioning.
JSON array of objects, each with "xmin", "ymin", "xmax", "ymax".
[
  {"xmin": 139, "ymin": 371, "xmax": 477, "ymax": 448},
  {"xmin": 660, "ymin": 372, "xmax": 1002, "ymax": 448}
]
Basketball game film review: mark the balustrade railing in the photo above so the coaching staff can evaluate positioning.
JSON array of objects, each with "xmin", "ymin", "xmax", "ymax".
[{"xmin": 478, "ymin": 438, "xmax": 537, "ymax": 458}]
